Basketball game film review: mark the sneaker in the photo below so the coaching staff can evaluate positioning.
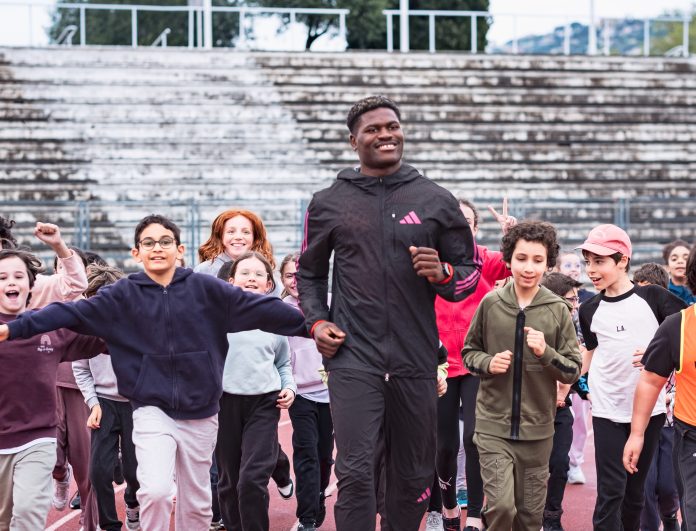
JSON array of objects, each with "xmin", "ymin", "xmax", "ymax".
[
  {"xmin": 70, "ymin": 492, "xmax": 81, "ymax": 510},
  {"xmin": 567, "ymin": 466, "xmax": 586, "ymax": 484},
  {"xmin": 278, "ymin": 478, "xmax": 294, "ymax": 499},
  {"xmin": 456, "ymin": 489, "xmax": 468, "ymax": 508},
  {"xmin": 425, "ymin": 511, "xmax": 444, "ymax": 531},
  {"xmin": 52, "ymin": 464, "xmax": 72, "ymax": 511},
  {"xmin": 443, "ymin": 513, "xmax": 461, "ymax": 531},
  {"xmin": 298, "ymin": 521, "xmax": 317, "ymax": 531},
  {"xmin": 125, "ymin": 505, "xmax": 140, "ymax": 530},
  {"xmin": 542, "ymin": 516, "xmax": 564, "ymax": 531},
  {"xmin": 209, "ymin": 520, "xmax": 225, "ymax": 531}
]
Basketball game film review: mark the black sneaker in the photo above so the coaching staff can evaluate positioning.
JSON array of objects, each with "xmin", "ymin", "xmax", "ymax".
[
  {"xmin": 298, "ymin": 521, "xmax": 317, "ymax": 531},
  {"xmin": 277, "ymin": 478, "xmax": 294, "ymax": 500},
  {"xmin": 69, "ymin": 492, "xmax": 81, "ymax": 510}
]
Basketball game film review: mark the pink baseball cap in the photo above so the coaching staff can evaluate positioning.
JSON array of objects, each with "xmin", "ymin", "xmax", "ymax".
[{"xmin": 576, "ymin": 224, "xmax": 632, "ymax": 259}]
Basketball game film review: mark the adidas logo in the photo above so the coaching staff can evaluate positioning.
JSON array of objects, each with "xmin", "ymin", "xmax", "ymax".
[
  {"xmin": 416, "ymin": 486, "xmax": 431, "ymax": 503},
  {"xmin": 399, "ymin": 211, "xmax": 422, "ymax": 225}
]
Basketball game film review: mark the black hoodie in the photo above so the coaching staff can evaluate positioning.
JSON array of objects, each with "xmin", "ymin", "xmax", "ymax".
[{"xmin": 297, "ymin": 164, "xmax": 482, "ymax": 379}]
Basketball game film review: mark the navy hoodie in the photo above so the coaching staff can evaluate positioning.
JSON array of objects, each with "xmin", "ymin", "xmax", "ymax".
[{"xmin": 8, "ymin": 267, "xmax": 308, "ymax": 420}]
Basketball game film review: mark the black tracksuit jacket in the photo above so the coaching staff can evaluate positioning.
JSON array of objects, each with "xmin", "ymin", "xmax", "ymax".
[{"xmin": 297, "ymin": 164, "xmax": 482, "ymax": 380}]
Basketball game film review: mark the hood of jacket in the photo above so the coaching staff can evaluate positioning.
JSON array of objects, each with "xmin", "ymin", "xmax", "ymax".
[{"xmin": 336, "ymin": 163, "xmax": 422, "ymax": 193}]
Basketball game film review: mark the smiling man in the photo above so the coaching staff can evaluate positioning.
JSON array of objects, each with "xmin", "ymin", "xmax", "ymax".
[{"xmin": 296, "ymin": 95, "xmax": 482, "ymax": 531}]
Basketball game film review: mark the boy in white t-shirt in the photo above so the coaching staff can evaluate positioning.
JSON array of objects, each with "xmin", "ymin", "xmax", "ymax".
[{"xmin": 577, "ymin": 224, "xmax": 685, "ymax": 531}]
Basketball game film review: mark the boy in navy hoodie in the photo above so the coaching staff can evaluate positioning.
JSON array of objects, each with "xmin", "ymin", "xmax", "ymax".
[{"xmin": 0, "ymin": 215, "xmax": 308, "ymax": 531}]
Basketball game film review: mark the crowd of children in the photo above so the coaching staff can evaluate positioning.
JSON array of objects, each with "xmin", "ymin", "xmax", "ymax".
[{"xmin": 1, "ymin": 95, "xmax": 696, "ymax": 531}]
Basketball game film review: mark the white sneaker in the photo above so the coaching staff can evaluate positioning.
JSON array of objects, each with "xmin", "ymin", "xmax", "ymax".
[
  {"xmin": 52, "ymin": 463, "xmax": 72, "ymax": 510},
  {"xmin": 125, "ymin": 506, "xmax": 140, "ymax": 530},
  {"xmin": 567, "ymin": 465, "xmax": 586, "ymax": 484},
  {"xmin": 425, "ymin": 511, "xmax": 444, "ymax": 531}
]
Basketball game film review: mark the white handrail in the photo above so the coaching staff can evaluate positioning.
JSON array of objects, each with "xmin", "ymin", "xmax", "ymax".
[
  {"xmin": 151, "ymin": 28, "xmax": 171, "ymax": 48},
  {"xmin": 55, "ymin": 24, "xmax": 77, "ymax": 46}
]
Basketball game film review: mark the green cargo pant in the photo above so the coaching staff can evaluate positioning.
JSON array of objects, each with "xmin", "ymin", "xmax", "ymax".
[{"xmin": 474, "ymin": 432, "xmax": 554, "ymax": 531}]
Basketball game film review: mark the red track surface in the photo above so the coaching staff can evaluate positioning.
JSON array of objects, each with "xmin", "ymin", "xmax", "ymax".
[{"xmin": 45, "ymin": 410, "xmax": 598, "ymax": 530}]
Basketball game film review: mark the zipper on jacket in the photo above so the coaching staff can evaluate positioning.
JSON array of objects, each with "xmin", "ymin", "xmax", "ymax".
[
  {"xmin": 511, "ymin": 308, "xmax": 525, "ymax": 440},
  {"xmin": 391, "ymin": 212, "xmax": 397, "ymax": 253},
  {"xmin": 163, "ymin": 286, "xmax": 177, "ymax": 410},
  {"xmin": 379, "ymin": 178, "xmax": 392, "ymax": 378}
]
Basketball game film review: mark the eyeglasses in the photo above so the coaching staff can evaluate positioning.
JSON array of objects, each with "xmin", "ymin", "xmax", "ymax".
[
  {"xmin": 235, "ymin": 269, "xmax": 268, "ymax": 280},
  {"xmin": 138, "ymin": 237, "xmax": 176, "ymax": 251},
  {"xmin": 565, "ymin": 296, "xmax": 580, "ymax": 303}
]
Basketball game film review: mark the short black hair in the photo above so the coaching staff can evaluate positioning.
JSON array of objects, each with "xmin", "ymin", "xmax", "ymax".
[
  {"xmin": 346, "ymin": 95, "xmax": 401, "ymax": 134},
  {"xmin": 687, "ymin": 246, "xmax": 696, "ymax": 294},
  {"xmin": 217, "ymin": 260, "xmax": 235, "ymax": 281},
  {"xmin": 501, "ymin": 221, "xmax": 560, "ymax": 268},
  {"xmin": 0, "ymin": 216, "xmax": 17, "ymax": 249},
  {"xmin": 542, "ymin": 272, "xmax": 582, "ymax": 298},
  {"xmin": 84, "ymin": 251, "xmax": 108, "ymax": 267},
  {"xmin": 662, "ymin": 239, "xmax": 691, "ymax": 265},
  {"xmin": 133, "ymin": 214, "xmax": 181, "ymax": 248},
  {"xmin": 0, "ymin": 248, "xmax": 44, "ymax": 305},
  {"xmin": 457, "ymin": 198, "xmax": 478, "ymax": 228},
  {"xmin": 633, "ymin": 262, "xmax": 669, "ymax": 288},
  {"xmin": 581, "ymin": 249, "xmax": 631, "ymax": 273}
]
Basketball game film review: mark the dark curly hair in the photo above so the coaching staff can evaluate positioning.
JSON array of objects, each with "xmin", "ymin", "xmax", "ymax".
[
  {"xmin": 0, "ymin": 248, "xmax": 44, "ymax": 306},
  {"xmin": 686, "ymin": 246, "xmax": 696, "ymax": 295},
  {"xmin": 501, "ymin": 221, "xmax": 560, "ymax": 269},
  {"xmin": 346, "ymin": 95, "xmax": 401, "ymax": 134},
  {"xmin": 542, "ymin": 272, "xmax": 582, "ymax": 298},
  {"xmin": 0, "ymin": 216, "xmax": 17, "ymax": 249}
]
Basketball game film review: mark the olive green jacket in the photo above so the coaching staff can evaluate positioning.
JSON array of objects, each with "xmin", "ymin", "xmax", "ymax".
[{"xmin": 462, "ymin": 282, "xmax": 581, "ymax": 441}]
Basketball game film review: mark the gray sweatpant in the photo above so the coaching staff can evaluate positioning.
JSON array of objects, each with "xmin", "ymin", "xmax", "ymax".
[{"xmin": 0, "ymin": 441, "xmax": 56, "ymax": 531}]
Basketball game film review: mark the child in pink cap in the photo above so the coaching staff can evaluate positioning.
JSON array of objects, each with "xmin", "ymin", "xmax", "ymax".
[{"xmin": 577, "ymin": 224, "xmax": 685, "ymax": 531}]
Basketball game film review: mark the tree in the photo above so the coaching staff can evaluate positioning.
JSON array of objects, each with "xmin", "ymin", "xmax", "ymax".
[{"xmin": 649, "ymin": 3, "xmax": 696, "ymax": 55}]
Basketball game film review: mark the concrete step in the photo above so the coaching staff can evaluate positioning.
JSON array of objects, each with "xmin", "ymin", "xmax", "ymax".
[{"xmin": 3, "ymin": 47, "xmax": 695, "ymax": 74}]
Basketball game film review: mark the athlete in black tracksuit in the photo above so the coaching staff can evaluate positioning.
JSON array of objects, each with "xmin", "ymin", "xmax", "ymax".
[{"xmin": 297, "ymin": 153, "xmax": 482, "ymax": 530}]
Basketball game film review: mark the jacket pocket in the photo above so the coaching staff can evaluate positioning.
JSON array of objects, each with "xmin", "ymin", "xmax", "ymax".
[
  {"xmin": 132, "ymin": 354, "xmax": 175, "ymax": 410},
  {"xmin": 173, "ymin": 351, "xmax": 220, "ymax": 411}
]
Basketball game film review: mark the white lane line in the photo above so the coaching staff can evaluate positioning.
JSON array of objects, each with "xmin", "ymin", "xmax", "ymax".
[
  {"xmin": 289, "ymin": 480, "xmax": 338, "ymax": 531},
  {"xmin": 45, "ymin": 483, "xmax": 126, "ymax": 531}
]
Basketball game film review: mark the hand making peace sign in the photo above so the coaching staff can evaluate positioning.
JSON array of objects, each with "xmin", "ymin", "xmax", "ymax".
[{"xmin": 488, "ymin": 196, "xmax": 518, "ymax": 235}]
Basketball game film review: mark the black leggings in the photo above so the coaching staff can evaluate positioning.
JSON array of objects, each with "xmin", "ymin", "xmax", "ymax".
[{"xmin": 428, "ymin": 374, "xmax": 483, "ymax": 517}]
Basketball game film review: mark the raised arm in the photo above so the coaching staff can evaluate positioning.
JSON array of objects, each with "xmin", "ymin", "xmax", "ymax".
[{"xmin": 30, "ymin": 222, "xmax": 88, "ymax": 308}]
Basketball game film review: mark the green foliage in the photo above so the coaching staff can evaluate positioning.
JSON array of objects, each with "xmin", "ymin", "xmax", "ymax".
[{"xmin": 649, "ymin": 3, "xmax": 696, "ymax": 55}]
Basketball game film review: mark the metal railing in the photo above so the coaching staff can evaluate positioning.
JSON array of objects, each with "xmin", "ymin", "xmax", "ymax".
[
  {"xmin": 150, "ymin": 27, "xmax": 171, "ymax": 48},
  {"xmin": 1, "ymin": 1, "xmax": 348, "ymax": 50},
  {"xmin": 383, "ymin": 8, "xmax": 692, "ymax": 57},
  {"xmin": 55, "ymin": 24, "xmax": 77, "ymax": 46}
]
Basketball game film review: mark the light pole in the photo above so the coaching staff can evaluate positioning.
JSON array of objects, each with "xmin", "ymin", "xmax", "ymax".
[{"xmin": 588, "ymin": 0, "xmax": 597, "ymax": 55}]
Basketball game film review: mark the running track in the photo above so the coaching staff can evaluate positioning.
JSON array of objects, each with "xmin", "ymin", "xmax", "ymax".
[{"xmin": 45, "ymin": 409, "xmax": 597, "ymax": 530}]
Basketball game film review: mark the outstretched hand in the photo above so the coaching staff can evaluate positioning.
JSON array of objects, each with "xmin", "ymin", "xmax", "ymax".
[
  {"xmin": 409, "ymin": 246, "xmax": 445, "ymax": 283},
  {"xmin": 488, "ymin": 197, "xmax": 517, "ymax": 235},
  {"xmin": 34, "ymin": 222, "xmax": 70, "ymax": 258},
  {"xmin": 313, "ymin": 321, "xmax": 346, "ymax": 358}
]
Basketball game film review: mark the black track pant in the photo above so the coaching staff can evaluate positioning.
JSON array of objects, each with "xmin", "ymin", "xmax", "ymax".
[
  {"xmin": 216, "ymin": 392, "xmax": 280, "ymax": 531},
  {"xmin": 544, "ymin": 405, "xmax": 573, "ymax": 516},
  {"xmin": 329, "ymin": 369, "xmax": 437, "ymax": 531},
  {"xmin": 673, "ymin": 419, "xmax": 696, "ymax": 531},
  {"xmin": 592, "ymin": 414, "xmax": 664, "ymax": 531},
  {"xmin": 289, "ymin": 395, "xmax": 334, "ymax": 524},
  {"xmin": 90, "ymin": 398, "xmax": 139, "ymax": 531},
  {"xmin": 428, "ymin": 374, "xmax": 484, "ymax": 517}
]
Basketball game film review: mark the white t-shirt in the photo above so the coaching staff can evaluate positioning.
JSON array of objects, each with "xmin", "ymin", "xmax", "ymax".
[{"xmin": 579, "ymin": 284, "xmax": 685, "ymax": 423}]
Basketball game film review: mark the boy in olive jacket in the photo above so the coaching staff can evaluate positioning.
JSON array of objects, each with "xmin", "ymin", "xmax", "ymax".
[{"xmin": 462, "ymin": 221, "xmax": 581, "ymax": 530}]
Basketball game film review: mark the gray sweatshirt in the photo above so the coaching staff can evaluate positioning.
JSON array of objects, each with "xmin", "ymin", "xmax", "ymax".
[
  {"xmin": 73, "ymin": 354, "xmax": 128, "ymax": 409},
  {"xmin": 222, "ymin": 329, "xmax": 296, "ymax": 396}
]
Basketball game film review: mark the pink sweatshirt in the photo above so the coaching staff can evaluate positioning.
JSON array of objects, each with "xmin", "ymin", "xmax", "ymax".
[
  {"xmin": 435, "ymin": 246, "xmax": 511, "ymax": 379},
  {"xmin": 283, "ymin": 295, "xmax": 328, "ymax": 396}
]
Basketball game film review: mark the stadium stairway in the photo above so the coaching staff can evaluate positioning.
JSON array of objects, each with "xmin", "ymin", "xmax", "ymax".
[{"xmin": 0, "ymin": 46, "xmax": 694, "ymax": 264}]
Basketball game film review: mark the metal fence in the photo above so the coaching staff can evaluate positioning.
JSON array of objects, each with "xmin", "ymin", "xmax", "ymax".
[{"xmin": 3, "ymin": 196, "xmax": 693, "ymax": 271}]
